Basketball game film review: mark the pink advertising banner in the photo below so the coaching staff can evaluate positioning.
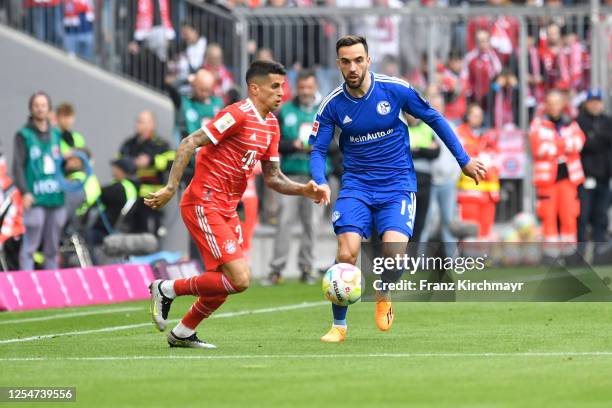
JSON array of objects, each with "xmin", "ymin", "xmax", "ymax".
[{"xmin": 0, "ymin": 264, "xmax": 154, "ymax": 311}]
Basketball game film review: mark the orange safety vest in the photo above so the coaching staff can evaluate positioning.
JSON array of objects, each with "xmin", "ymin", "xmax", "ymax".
[
  {"xmin": 456, "ymin": 123, "xmax": 500, "ymax": 202},
  {"xmin": 529, "ymin": 116, "xmax": 585, "ymax": 187}
]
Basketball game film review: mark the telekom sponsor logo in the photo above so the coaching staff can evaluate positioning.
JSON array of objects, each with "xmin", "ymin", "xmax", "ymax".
[
  {"xmin": 54, "ymin": 271, "xmax": 72, "ymax": 305},
  {"xmin": 138, "ymin": 265, "xmax": 150, "ymax": 288},
  {"xmin": 77, "ymin": 268, "xmax": 94, "ymax": 301},
  {"xmin": 5, "ymin": 274, "xmax": 23, "ymax": 307},
  {"xmin": 117, "ymin": 267, "xmax": 134, "ymax": 299},
  {"xmin": 30, "ymin": 272, "xmax": 47, "ymax": 306},
  {"xmin": 0, "ymin": 265, "xmax": 155, "ymax": 311},
  {"xmin": 97, "ymin": 268, "xmax": 113, "ymax": 301}
]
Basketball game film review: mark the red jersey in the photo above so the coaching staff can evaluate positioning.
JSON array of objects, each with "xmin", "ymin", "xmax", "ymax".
[
  {"xmin": 24, "ymin": 0, "xmax": 61, "ymax": 7},
  {"xmin": 467, "ymin": 16, "xmax": 519, "ymax": 65},
  {"xmin": 539, "ymin": 44, "xmax": 570, "ymax": 92},
  {"xmin": 181, "ymin": 99, "xmax": 280, "ymax": 217},
  {"xmin": 439, "ymin": 67, "xmax": 467, "ymax": 122},
  {"xmin": 463, "ymin": 49, "xmax": 502, "ymax": 105},
  {"xmin": 564, "ymin": 39, "xmax": 588, "ymax": 92}
]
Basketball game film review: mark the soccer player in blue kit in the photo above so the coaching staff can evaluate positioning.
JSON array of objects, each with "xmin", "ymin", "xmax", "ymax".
[{"xmin": 310, "ymin": 35, "xmax": 487, "ymax": 342}]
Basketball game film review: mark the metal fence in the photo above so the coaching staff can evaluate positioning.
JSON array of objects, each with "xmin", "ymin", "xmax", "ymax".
[
  {"xmin": 0, "ymin": 1, "xmax": 240, "ymax": 90},
  {"xmin": 2, "ymin": 3, "xmax": 609, "ymax": 103},
  {"xmin": 232, "ymin": 6, "xmax": 610, "ymax": 108}
]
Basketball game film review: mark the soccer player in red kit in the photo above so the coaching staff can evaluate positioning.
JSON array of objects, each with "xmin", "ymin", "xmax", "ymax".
[{"xmin": 145, "ymin": 60, "xmax": 330, "ymax": 348}]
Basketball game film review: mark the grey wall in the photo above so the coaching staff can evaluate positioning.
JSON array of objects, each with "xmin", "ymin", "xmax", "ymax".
[{"xmin": 0, "ymin": 24, "xmax": 187, "ymax": 254}]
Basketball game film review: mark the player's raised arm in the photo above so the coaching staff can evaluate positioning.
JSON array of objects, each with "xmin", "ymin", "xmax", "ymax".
[
  {"xmin": 262, "ymin": 160, "xmax": 330, "ymax": 205},
  {"xmin": 402, "ymin": 85, "xmax": 486, "ymax": 184},
  {"xmin": 144, "ymin": 128, "xmax": 212, "ymax": 209}
]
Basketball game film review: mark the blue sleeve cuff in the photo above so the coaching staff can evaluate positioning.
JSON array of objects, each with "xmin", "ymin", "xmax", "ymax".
[
  {"xmin": 457, "ymin": 153, "xmax": 471, "ymax": 168},
  {"xmin": 310, "ymin": 149, "xmax": 328, "ymax": 186},
  {"xmin": 313, "ymin": 175, "xmax": 328, "ymax": 185}
]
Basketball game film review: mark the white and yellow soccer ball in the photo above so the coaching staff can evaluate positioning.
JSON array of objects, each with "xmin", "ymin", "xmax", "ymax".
[
  {"xmin": 322, "ymin": 263, "xmax": 362, "ymax": 306},
  {"xmin": 512, "ymin": 211, "xmax": 538, "ymax": 241}
]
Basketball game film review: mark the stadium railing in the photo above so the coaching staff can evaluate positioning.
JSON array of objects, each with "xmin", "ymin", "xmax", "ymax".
[
  {"xmin": 1, "ymin": 2, "xmax": 608, "ymax": 109},
  {"xmin": 0, "ymin": 1, "xmax": 238, "ymax": 91},
  {"xmin": 1, "ymin": 1, "xmax": 610, "ymax": 217}
]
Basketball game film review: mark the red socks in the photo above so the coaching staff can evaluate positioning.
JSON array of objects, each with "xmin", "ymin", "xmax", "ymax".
[
  {"xmin": 173, "ymin": 272, "xmax": 240, "ymax": 330},
  {"xmin": 174, "ymin": 272, "xmax": 238, "ymax": 297},
  {"xmin": 181, "ymin": 293, "xmax": 228, "ymax": 329}
]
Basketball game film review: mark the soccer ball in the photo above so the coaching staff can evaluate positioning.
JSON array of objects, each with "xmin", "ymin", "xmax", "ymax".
[
  {"xmin": 322, "ymin": 263, "xmax": 362, "ymax": 306},
  {"xmin": 512, "ymin": 212, "xmax": 538, "ymax": 241}
]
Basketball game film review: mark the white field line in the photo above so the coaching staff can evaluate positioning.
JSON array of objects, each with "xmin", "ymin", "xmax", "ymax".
[
  {"xmin": 0, "ymin": 306, "xmax": 144, "ymax": 325},
  {"xmin": 2, "ymin": 352, "xmax": 612, "ymax": 362},
  {"xmin": 0, "ymin": 301, "xmax": 328, "ymax": 345}
]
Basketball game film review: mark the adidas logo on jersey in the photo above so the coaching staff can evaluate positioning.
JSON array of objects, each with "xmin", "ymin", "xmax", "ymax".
[
  {"xmin": 249, "ymin": 133, "xmax": 257, "ymax": 141},
  {"xmin": 343, "ymin": 115, "xmax": 352, "ymax": 124}
]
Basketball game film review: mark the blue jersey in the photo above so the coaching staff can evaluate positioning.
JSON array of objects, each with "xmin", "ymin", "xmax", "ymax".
[{"xmin": 309, "ymin": 72, "xmax": 470, "ymax": 192}]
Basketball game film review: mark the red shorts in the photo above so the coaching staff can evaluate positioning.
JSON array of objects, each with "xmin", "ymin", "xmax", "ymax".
[{"xmin": 181, "ymin": 205, "xmax": 244, "ymax": 271}]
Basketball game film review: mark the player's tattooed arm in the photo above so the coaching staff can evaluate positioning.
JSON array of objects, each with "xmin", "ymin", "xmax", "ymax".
[
  {"xmin": 262, "ymin": 160, "xmax": 330, "ymax": 205},
  {"xmin": 261, "ymin": 160, "xmax": 302, "ymax": 194},
  {"xmin": 144, "ymin": 129, "xmax": 212, "ymax": 210}
]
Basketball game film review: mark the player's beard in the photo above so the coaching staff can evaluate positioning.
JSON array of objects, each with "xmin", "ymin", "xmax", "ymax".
[{"xmin": 344, "ymin": 70, "xmax": 366, "ymax": 90}]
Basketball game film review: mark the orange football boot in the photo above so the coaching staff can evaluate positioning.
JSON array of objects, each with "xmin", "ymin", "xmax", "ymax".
[
  {"xmin": 375, "ymin": 299, "xmax": 394, "ymax": 331},
  {"xmin": 320, "ymin": 326, "xmax": 347, "ymax": 343}
]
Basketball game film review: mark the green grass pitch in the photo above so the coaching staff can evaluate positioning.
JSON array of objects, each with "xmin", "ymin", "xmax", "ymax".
[{"xmin": 1, "ymin": 281, "xmax": 612, "ymax": 407}]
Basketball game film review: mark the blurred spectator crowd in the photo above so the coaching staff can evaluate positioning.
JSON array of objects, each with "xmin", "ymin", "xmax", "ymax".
[
  {"xmin": 3, "ymin": 0, "xmax": 606, "ymax": 123},
  {"xmin": 1, "ymin": 0, "xmax": 611, "ymax": 273}
]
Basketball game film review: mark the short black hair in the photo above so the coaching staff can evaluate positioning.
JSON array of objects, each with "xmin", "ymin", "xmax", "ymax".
[
  {"xmin": 297, "ymin": 69, "xmax": 316, "ymax": 82},
  {"xmin": 246, "ymin": 60, "xmax": 286, "ymax": 84},
  {"xmin": 336, "ymin": 35, "xmax": 368, "ymax": 56}
]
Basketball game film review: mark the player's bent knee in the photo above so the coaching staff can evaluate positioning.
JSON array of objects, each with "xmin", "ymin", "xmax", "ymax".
[
  {"xmin": 232, "ymin": 268, "xmax": 251, "ymax": 292},
  {"xmin": 226, "ymin": 267, "xmax": 250, "ymax": 292},
  {"xmin": 221, "ymin": 259, "xmax": 251, "ymax": 292},
  {"xmin": 230, "ymin": 274, "xmax": 251, "ymax": 292},
  {"xmin": 337, "ymin": 249, "xmax": 358, "ymax": 265}
]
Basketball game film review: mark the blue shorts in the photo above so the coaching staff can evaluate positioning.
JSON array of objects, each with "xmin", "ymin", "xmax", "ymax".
[{"xmin": 331, "ymin": 189, "xmax": 417, "ymax": 239}]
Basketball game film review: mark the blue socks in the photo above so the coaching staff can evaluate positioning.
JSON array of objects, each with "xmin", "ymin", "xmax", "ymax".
[{"xmin": 332, "ymin": 303, "xmax": 348, "ymax": 327}]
